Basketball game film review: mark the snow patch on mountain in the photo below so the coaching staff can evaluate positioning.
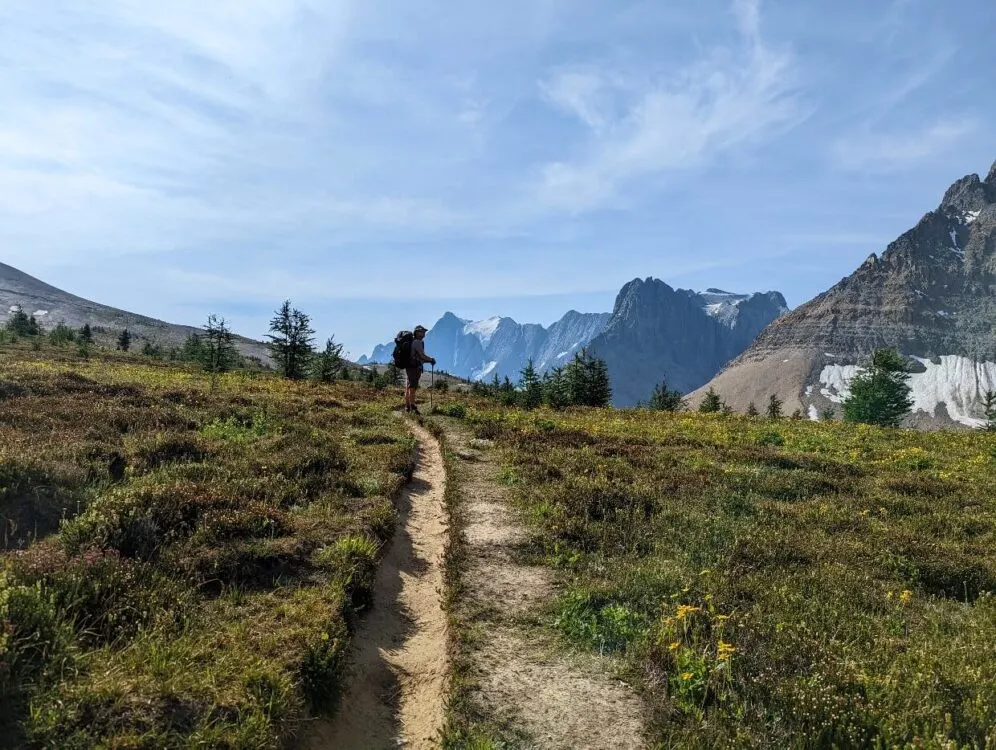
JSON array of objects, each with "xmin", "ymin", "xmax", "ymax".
[
  {"xmin": 475, "ymin": 360, "xmax": 499, "ymax": 380},
  {"xmin": 464, "ymin": 316, "xmax": 502, "ymax": 347},
  {"xmin": 818, "ymin": 356, "xmax": 996, "ymax": 427}
]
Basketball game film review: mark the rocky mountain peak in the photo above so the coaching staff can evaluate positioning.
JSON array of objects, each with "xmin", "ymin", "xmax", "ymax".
[
  {"xmin": 941, "ymin": 172, "xmax": 989, "ymax": 215},
  {"xmin": 589, "ymin": 277, "xmax": 788, "ymax": 405},
  {"xmin": 694, "ymin": 159, "xmax": 996, "ymax": 428}
]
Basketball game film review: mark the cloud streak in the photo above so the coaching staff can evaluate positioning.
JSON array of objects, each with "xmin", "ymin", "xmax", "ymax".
[{"xmin": 534, "ymin": 0, "xmax": 808, "ymax": 212}]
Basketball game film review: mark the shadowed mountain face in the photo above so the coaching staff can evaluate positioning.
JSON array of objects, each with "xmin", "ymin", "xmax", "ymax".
[
  {"xmin": 0, "ymin": 262, "xmax": 269, "ymax": 362},
  {"xmin": 588, "ymin": 279, "xmax": 788, "ymax": 406},
  {"xmin": 693, "ymin": 160, "xmax": 996, "ymax": 428}
]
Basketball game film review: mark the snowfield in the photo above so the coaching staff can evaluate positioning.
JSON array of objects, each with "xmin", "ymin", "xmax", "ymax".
[
  {"xmin": 463, "ymin": 317, "xmax": 502, "ymax": 347},
  {"xmin": 817, "ymin": 355, "xmax": 996, "ymax": 427}
]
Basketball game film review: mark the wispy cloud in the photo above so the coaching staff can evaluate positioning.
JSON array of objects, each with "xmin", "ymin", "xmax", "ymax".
[
  {"xmin": 0, "ymin": 0, "xmax": 473, "ymax": 265},
  {"xmin": 831, "ymin": 118, "xmax": 979, "ymax": 173},
  {"xmin": 534, "ymin": 0, "xmax": 808, "ymax": 212}
]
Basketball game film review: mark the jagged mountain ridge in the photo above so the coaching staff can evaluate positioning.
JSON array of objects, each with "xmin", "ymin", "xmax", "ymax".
[
  {"xmin": 0, "ymin": 262, "xmax": 270, "ymax": 362},
  {"xmin": 588, "ymin": 279, "xmax": 789, "ymax": 406},
  {"xmin": 361, "ymin": 310, "xmax": 612, "ymax": 381},
  {"xmin": 693, "ymin": 160, "xmax": 996, "ymax": 427},
  {"xmin": 363, "ymin": 282, "xmax": 788, "ymax": 398}
]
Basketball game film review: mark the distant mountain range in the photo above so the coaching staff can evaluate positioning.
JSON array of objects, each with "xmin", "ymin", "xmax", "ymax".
[
  {"xmin": 694, "ymin": 160, "xmax": 996, "ymax": 428},
  {"xmin": 361, "ymin": 283, "xmax": 788, "ymax": 404},
  {"xmin": 359, "ymin": 309, "xmax": 612, "ymax": 381},
  {"xmin": 0, "ymin": 262, "xmax": 270, "ymax": 362}
]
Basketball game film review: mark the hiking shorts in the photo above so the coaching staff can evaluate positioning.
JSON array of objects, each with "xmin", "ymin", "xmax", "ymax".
[{"xmin": 405, "ymin": 365, "xmax": 422, "ymax": 389}]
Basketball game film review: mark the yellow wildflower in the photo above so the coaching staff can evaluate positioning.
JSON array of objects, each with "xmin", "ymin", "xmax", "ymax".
[
  {"xmin": 899, "ymin": 590, "xmax": 913, "ymax": 604},
  {"xmin": 669, "ymin": 641, "xmax": 681, "ymax": 652},
  {"xmin": 680, "ymin": 672, "xmax": 694, "ymax": 681},
  {"xmin": 676, "ymin": 605, "xmax": 702, "ymax": 621},
  {"xmin": 717, "ymin": 641, "xmax": 737, "ymax": 660}
]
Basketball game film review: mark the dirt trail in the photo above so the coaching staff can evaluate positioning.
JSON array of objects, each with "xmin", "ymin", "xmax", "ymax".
[
  {"xmin": 302, "ymin": 420, "xmax": 448, "ymax": 750},
  {"xmin": 446, "ymin": 423, "xmax": 646, "ymax": 749}
]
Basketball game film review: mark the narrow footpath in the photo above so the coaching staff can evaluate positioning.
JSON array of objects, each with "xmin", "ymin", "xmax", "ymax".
[
  {"xmin": 438, "ymin": 419, "xmax": 646, "ymax": 749},
  {"xmin": 302, "ymin": 420, "xmax": 449, "ymax": 750}
]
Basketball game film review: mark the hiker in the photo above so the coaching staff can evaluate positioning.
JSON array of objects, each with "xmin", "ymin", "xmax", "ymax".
[{"xmin": 396, "ymin": 325, "xmax": 435, "ymax": 414}]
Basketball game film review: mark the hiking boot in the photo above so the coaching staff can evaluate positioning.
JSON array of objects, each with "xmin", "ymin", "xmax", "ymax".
[{"xmin": 410, "ymin": 405, "xmax": 421, "ymax": 415}]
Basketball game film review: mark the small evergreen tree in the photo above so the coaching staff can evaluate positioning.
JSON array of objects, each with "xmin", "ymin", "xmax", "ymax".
[
  {"xmin": 48, "ymin": 322, "xmax": 76, "ymax": 346},
  {"xmin": 699, "ymin": 387, "xmax": 723, "ymax": 414},
  {"xmin": 141, "ymin": 341, "xmax": 163, "ymax": 359},
  {"xmin": 6, "ymin": 309, "xmax": 37, "ymax": 337},
  {"xmin": 382, "ymin": 363, "xmax": 403, "ymax": 387},
  {"xmin": 745, "ymin": 401, "xmax": 759, "ymax": 417},
  {"xmin": 202, "ymin": 315, "xmax": 238, "ymax": 375},
  {"xmin": 498, "ymin": 376, "xmax": 518, "ymax": 406},
  {"xmin": 790, "ymin": 409, "xmax": 803, "ymax": 420},
  {"xmin": 648, "ymin": 380, "xmax": 685, "ymax": 412},
  {"xmin": 267, "ymin": 300, "xmax": 316, "ymax": 380},
  {"xmin": 822, "ymin": 407, "xmax": 837, "ymax": 421},
  {"xmin": 564, "ymin": 348, "xmax": 612, "ymax": 407},
  {"xmin": 79, "ymin": 323, "xmax": 93, "ymax": 344},
  {"xmin": 842, "ymin": 348, "xmax": 913, "ymax": 428},
  {"xmin": 181, "ymin": 333, "xmax": 205, "ymax": 363},
  {"xmin": 116, "ymin": 329, "xmax": 132, "ymax": 352},
  {"xmin": 980, "ymin": 390, "xmax": 996, "ymax": 432},
  {"xmin": 519, "ymin": 360, "xmax": 543, "ymax": 410},
  {"xmin": 766, "ymin": 394, "xmax": 784, "ymax": 420},
  {"xmin": 543, "ymin": 367, "xmax": 571, "ymax": 410},
  {"xmin": 313, "ymin": 336, "xmax": 345, "ymax": 384}
]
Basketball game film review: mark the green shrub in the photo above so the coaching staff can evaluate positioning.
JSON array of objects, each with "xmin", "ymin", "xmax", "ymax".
[
  {"xmin": 755, "ymin": 430, "xmax": 785, "ymax": 447},
  {"xmin": 300, "ymin": 619, "xmax": 349, "ymax": 712},
  {"xmin": 201, "ymin": 412, "xmax": 276, "ymax": 443},
  {"xmin": 0, "ymin": 570, "xmax": 73, "ymax": 699},
  {"xmin": 434, "ymin": 403, "xmax": 467, "ymax": 419},
  {"xmin": 317, "ymin": 535, "xmax": 379, "ymax": 610},
  {"xmin": 553, "ymin": 591, "xmax": 645, "ymax": 655}
]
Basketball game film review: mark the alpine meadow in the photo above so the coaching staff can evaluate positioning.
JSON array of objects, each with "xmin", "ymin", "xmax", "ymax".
[{"xmin": 3, "ymin": 0, "xmax": 996, "ymax": 747}]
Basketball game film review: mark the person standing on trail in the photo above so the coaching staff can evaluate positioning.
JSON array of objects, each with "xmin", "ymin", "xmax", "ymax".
[{"xmin": 405, "ymin": 325, "xmax": 435, "ymax": 414}]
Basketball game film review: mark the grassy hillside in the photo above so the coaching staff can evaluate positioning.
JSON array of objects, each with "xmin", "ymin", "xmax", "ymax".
[
  {"xmin": 450, "ymin": 403, "xmax": 996, "ymax": 747},
  {"xmin": 0, "ymin": 346, "xmax": 414, "ymax": 748}
]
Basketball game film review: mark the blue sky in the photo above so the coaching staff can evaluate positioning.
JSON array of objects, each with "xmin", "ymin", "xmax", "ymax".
[{"xmin": 1, "ymin": 0, "xmax": 993, "ymax": 358}]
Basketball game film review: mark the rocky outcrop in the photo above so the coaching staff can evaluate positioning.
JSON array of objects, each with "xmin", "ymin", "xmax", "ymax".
[{"xmin": 693, "ymin": 160, "xmax": 996, "ymax": 427}]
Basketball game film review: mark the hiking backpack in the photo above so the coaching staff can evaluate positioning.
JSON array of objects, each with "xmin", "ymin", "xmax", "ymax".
[{"xmin": 392, "ymin": 330, "xmax": 415, "ymax": 368}]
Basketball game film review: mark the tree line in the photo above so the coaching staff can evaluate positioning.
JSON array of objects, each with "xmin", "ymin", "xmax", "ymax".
[{"xmin": 470, "ymin": 348, "xmax": 613, "ymax": 409}]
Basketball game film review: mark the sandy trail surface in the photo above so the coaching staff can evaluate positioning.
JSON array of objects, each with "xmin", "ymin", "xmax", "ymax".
[
  {"xmin": 446, "ymin": 423, "xmax": 647, "ymax": 749},
  {"xmin": 302, "ymin": 420, "xmax": 448, "ymax": 750}
]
